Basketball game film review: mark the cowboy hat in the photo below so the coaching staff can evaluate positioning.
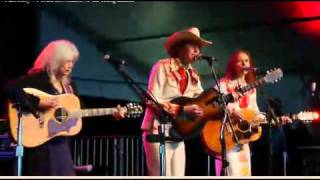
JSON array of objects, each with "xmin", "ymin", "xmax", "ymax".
[{"xmin": 165, "ymin": 27, "xmax": 212, "ymax": 55}]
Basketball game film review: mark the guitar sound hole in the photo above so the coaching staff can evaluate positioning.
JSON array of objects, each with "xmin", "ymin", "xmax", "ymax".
[
  {"xmin": 54, "ymin": 108, "xmax": 68, "ymax": 123},
  {"xmin": 238, "ymin": 120, "xmax": 250, "ymax": 132}
]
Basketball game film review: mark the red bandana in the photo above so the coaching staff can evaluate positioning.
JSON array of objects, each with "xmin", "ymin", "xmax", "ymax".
[{"xmin": 178, "ymin": 67, "xmax": 188, "ymax": 94}]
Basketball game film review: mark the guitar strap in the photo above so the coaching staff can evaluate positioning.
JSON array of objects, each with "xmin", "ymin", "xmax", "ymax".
[
  {"xmin": 62, "ymin": 83, "xmax": 74, "ymax": 94},
  {"xmin": 146, "ymin": 133, "xmax": 183, "ymax": 143}
]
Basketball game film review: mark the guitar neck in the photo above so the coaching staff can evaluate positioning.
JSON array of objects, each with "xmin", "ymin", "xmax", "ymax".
[
  {"xmin": 81, "ymin": 108, "xmax": 117, "ymax": 118},
  {"xmin": 287, "ymin": 112, "xmax": 317, "ymax": 122},
  {"xmin": 260, "ymin": 112, "xmax": 315, "ymax": 125},
  {"xmin": 290, "ymin": 114, "xmax": 300, "ymax": 121},
  {"xmin": 237, "ymin": 78, "xmax": 266, "ymax": 94}
]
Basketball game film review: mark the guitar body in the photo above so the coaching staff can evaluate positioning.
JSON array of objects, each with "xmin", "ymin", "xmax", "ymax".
[
  {"xmin": 8, "ymin": 88, "xmax": 143, "ymax": 148},
  {"xmin": 170, "ymin": 88, "xmax": 223, "ymax": 139},
  {"xmin": 233, "ymin": 108, "xmax": 262, "ymax": 144},
  {"xmin": 168, "ymin": 68, "xmax": 283, "ymax": 139},
  {"xmin": 201, "ymin": 108, "xmax": 262, "ymax": 155},
  {"xmin": 201, "ymin": 120, "xmax": 236, "ymax": 155},
  {"xmin": 8, "ymin": 88, "xmax": 82, "ymax": 147}
]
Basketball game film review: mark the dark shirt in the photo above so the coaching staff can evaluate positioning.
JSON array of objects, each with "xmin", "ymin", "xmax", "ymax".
[{"xmin": 5, "ymin": 71, "xmax": 76, "ymax": 176}]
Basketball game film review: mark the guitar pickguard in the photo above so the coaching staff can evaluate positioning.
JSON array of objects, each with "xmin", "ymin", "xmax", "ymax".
[{"xmin": 47, "ymin": 117, "xmax": 79, "ymax": 137}]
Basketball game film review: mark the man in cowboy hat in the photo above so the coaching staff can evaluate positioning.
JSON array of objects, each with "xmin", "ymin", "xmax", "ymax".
[{"xmin": 141, "ymin": 27, "xmax": 212, "ymax": 176}]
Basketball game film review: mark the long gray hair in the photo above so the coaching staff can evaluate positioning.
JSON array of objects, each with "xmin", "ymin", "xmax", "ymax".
[{"xmin": 28, "ymin": 39, "xmax": 80, "ymax": 86}]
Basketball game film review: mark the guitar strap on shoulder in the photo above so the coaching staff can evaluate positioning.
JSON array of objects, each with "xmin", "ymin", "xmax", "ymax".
[{"xmin": 62, "ymin": 84, "xmax": 74, "ymax": 94}]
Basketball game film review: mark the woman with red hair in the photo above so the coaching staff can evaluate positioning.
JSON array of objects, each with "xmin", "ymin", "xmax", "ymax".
[{"xmin": 214, "ymin": 49, "xmax": 263, "ymax": 176}]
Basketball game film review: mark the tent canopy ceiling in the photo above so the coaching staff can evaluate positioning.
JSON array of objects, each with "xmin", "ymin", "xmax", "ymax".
[{"xmin": 43, "ymin": 2, "xmax": 320, "ymax": 76}]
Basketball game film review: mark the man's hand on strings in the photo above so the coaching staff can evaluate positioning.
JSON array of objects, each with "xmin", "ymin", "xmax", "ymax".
[
  {"xmin": 278, "ymin": 115, "xmax": 293, "ymax": 125},
  {"xmin": 231, "ymin": 92, "xmax": 244, "ymax": 102},
  {"xmin": 183, "ymin": 104, "xmax": 204, "ymax": 118}
]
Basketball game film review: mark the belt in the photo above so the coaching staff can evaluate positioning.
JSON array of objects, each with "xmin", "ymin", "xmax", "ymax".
[{"xmin": 146, "ymin": 134, "xmax": 183, "ymax": 143}]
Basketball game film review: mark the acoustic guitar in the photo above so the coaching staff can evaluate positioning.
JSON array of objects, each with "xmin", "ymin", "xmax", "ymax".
[
  {"xmin": 201, "ymin": 108, "xmax": 319, "ymax": 155},
  {"xmin": 8, "ymin": 88, "xmax": 143, "ymax": 147},
  {"xmin": 170, "ymin": 68, "xmax": 283, "ymax": 139}
]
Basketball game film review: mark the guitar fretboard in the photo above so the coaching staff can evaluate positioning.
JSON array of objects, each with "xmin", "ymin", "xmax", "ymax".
[
  {"xmin": 251, "ymin": 112, "xmax": 315, "ymax": 126},
  {"xmin": 81, "ymin": 108, "xmax": 117, "ymax": 117},
  {"xmin": 237, "ymin": 78, "xmax": 266, "ymax": 94}
]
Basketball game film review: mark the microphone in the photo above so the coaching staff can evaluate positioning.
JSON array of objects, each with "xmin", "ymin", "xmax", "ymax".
[
  {"xmin": 198, "ymin": 55, "xmax": 218, "ymax": 62},
  {"xmin": 242, "ymin": 67, "xmax": 261, "ymax": 74},
  {"xmin": 196, "ymin": 55, "xmax": 218, "ymax": 65},
  {"xmin": 242, "ymin": 67, "xmax": 259, "ymax": 72},
  {"xmin": 311, "ymin": 81, "xmax": 317, "ymax": 96},
  {"xmin": 103, "ymin": 54, "xmax": 126, "ymax": 65}
]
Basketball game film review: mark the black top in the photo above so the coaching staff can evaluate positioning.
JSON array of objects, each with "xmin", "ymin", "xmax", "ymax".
[{"xmin": 5, "ymin": 71, "xmax": 76, "ymax": 176}]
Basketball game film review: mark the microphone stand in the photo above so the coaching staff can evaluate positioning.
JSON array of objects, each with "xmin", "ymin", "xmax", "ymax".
[
  {"xmin": 12, "ymin": 90, "xmax": 40, "ymax": 176},
  {"xmin": 14, "ymin": 102, "xmax": 24, "ymax": 176},
  {"xmin": 259, "ymin": 87, "xmax": 279, "ymax": 176},
  {"xmin": 206, "ymin": 59, "xmax": 233, "ymax": 176},
  {"xmin": 279, "ymin": 123, "xmax": 288, "ymax": 176},
  {"xmin": 109, "ymin": 63, "xmax": 172, "ymax": 176},
  {"xmin": 262, "ymin": 92, "xmax": 288, "ymax": 176}
]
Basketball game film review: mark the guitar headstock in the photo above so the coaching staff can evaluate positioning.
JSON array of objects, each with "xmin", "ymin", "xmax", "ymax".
[
  {"xmin": 293, "ymin": 111, "xmax": 319, "ymax": 123},
  {"xmin": 264, "ymin": 68, "xmax": 283, "ymax": 84},
  {"xmin": 124, "ymin": 103, "xmax": 144, "ymax": 118}
]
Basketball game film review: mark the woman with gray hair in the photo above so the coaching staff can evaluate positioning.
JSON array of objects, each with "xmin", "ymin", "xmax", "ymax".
[
  {"xmin": 5, "ymin": 39, "xmax": 124, "ymax": 175},
  {"xmin": 6, "ymin": 39, "xmax": 80, "ymax": 176}
]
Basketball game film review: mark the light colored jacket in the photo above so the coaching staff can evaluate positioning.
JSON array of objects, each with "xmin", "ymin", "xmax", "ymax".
[
  {"xmin": 141, "ymin": 58, "xmax": 203, "ymax": 135},
  {"xmin": 217, "ymin": 77, "xmax": 260, "ymax": 113}
]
